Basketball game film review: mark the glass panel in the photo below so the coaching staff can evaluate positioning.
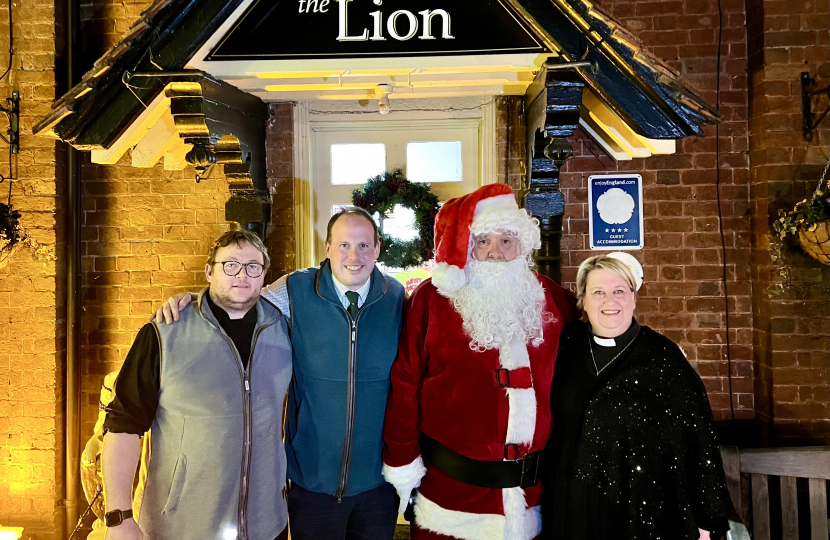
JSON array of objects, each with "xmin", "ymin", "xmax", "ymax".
[
  {"xmin": 330, "ymin": 144, "xmax": 386, "ymax": 185},
  {"xmin": 382, "ymin": 205, "xmax": 418, "ymax": 242},
  {"xmin": 406, "ymin": 141, "xmax": 462, "ymax": 183}
]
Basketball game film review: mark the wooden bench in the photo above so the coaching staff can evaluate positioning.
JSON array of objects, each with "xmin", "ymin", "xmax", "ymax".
[{"xmin": 721, "ymin": 446, "xmax": 830, "ymax": 540}]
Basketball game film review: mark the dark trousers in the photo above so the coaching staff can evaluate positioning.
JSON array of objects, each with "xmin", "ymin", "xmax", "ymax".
[{"xmin": 287, "ymin": 482, "xmax": 397, "ymax": 540}]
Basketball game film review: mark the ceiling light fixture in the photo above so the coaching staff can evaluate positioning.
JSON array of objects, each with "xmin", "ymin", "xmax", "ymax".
[{"xmin": 376, "ymin": 84, "xmax": 392, "ymax": 115}]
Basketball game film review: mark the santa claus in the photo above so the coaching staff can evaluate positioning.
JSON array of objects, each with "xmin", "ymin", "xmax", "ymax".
[{"xmin": 382, "ymin": 184, "xmax": 578, "ymax": 540}]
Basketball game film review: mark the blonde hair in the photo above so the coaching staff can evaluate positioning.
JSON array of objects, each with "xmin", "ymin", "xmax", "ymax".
[{"xmin": 575, "ymin": 255, "xmax": 637, "ymax": 312}]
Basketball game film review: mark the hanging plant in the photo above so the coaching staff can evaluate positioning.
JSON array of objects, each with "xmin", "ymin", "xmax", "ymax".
[
  {"xmin": 352, "ymin": 169, "xmax": 440, "ymax": 269},
  {"xmin": 772, "ymin": 163, "xmax": 830, "ymax": 266},
  {"xmin": 0, "ymin": 202, "xmax": 55, "ymax": 269}
]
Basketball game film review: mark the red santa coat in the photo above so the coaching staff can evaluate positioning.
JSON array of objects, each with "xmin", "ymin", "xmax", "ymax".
[{"xmin": 382, "ymin": 276, "xmax": 577, "ymax": 540}]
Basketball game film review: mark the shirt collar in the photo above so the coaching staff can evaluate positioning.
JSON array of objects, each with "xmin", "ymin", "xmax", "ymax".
[{"xmin": 331, "ymin": 273, "xmax": 372, "ymax": 303}]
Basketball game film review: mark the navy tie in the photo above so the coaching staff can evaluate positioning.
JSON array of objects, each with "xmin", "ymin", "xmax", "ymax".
[{"xmin": 345, "ymin": 291, "xmax": 359, "ymax": 319}]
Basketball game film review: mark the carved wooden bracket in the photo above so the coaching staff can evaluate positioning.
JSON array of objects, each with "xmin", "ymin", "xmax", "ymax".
[
  {"xmin": 523, "ymin": 67, "xmax": 584, "ymax": 283},
  {"xmin": 166, "ymin": 77, "xmax": 270, "ymax": 238}
]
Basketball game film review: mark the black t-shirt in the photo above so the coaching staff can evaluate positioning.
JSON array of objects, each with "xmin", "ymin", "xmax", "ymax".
[{"xmin": 103, "ymin": 293, "xmax": 257, "ymax": 435}]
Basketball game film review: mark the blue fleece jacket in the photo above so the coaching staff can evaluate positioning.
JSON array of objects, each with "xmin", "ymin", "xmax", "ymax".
[{"xmin": 284, "ymin": 261, "xmax": 404, "ymax": 497}]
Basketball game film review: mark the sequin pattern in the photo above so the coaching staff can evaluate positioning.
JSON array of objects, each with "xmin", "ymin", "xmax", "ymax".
[{"xmin": 566, "ymin": 326, "xmax": 733, "ymax": 540}]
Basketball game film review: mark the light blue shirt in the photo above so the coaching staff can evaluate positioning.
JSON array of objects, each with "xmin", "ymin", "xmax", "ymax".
[{"xmin": 261, "ymin": 271, "xmax": 371, "ymax": 319}]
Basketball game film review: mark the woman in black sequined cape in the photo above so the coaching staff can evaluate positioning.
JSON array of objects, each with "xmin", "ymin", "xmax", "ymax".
[{"xmin": 541, "ymin": 321, "xmax": 734, "ymax": 540}]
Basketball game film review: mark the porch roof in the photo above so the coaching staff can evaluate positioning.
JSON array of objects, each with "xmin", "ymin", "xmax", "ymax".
[{"xmin": 33, "ymin": 0, "xmax": 719, "ymax": 164}]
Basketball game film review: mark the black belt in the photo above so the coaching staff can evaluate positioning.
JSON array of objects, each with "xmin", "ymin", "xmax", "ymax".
[{"xmin": 420, "ymin": 436, "xmax": 541, "ymax": 489}]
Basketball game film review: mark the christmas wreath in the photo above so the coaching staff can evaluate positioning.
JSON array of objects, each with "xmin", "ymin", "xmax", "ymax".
[{"xmin": 352, "ymin": 170, "xmax": 440, "ymax": 269}]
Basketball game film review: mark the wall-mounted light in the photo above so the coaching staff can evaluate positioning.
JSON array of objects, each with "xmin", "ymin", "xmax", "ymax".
[
  {"xmin": 376, "ymin": 84, "xmax": 393, "ymax": 115},
  {"xmin": 0, "ymin": 525, "xmax": 24, "ymax": 540}
]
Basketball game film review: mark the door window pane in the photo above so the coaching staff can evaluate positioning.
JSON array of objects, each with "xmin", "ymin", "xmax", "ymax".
[
  {"xmin": 406, "ymin": 141, "xmax": 462, "ymax": 183},
  {"xmin": 381, "ymin": 205, "xmax": 418, "ymax": 242},
  {"xmin": 331, "ymin": 144, "xmax": 386, "ymax": 185}
]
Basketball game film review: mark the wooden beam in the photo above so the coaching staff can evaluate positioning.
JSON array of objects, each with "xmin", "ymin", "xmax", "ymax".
[
  {"xmin": 740, "ymin": 447, "xmax": 830, "ymax": 480},
  {"xmin": 751, "ymin": 474, "xmax": 771, "ymax": 540},
  {"xmin": 720, "ymin": 446, "xmax": 742, "ymax": 520},
  {"xmin": 131, "ymin": 111, "xmax": 179, "ymax": 168},
  {"xmin": 780, "ymin": 476, "xmax": 799, "ymax": 540},
  {"xmin": 809, "ymin": 478, "xmax": 828, "ymax": 540},
  {"xmin": 578, "ymin": 114, "xmax": 632, "ymax": 161},
  {"xmin": 164, "ymin": 142, "xmax": 191, "ymax": 171},
  {"xmin": 523, "ymin": 66, "xmax": 584, "ymax": 283},
  {"xmin": 89, "ymin": 93, "xmax": 169, "ymax": 164}
]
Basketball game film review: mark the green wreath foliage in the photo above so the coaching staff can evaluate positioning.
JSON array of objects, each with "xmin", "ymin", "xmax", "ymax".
[{"xmin": 352, "ymin": 169, "xmax": 440, "ymax": 269}]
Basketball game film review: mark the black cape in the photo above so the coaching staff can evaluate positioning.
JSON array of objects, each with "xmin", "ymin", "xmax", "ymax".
[{"xmin": 542, "ymin": 321, "xmax": 734, "ymax": 540}]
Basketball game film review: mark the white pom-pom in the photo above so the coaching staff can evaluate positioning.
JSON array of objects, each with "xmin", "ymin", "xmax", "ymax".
[{"xmin": 432, "ymin": 262, "xmax": 467, "ymax": 296}]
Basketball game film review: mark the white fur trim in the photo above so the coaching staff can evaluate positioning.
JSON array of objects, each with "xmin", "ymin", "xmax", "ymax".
[
  {"xmin": 504, "ymin": 487, "xmax": 539, "ymax": 540},
  {"xmin": 382, "ymin": 456, "xmax": 426, "ymax": 487},
  {"xmin": 500, "ymin": 339, "xmax": 536, "ymax": 445},
  {"xmin": 432, "ymin": 262, "xmax": 467, "ymax": 296},
  {"xmin": 474, "ymin": 194, "xmax": 518, "ymax": 217},
  {"xmin": 505, "ymin": 388, "xmax": 536, "ymax": 445},
  {"xmin": 414, "ymin": 491, "xmax": 541, "ymax": 540},
  {"xmin": 503, "ymin": 338, "xmax": 530, "ymax": 369}
]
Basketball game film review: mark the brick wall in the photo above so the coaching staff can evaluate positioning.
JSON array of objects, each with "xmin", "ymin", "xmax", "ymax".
[
  {"xmin": 496, "ymin": 96, "xmax": 528, "ymax": 191},
  {"xmin": 558, "ymin": 0, "xmax": 755, "ymax": 424},
  {"xmin": 0, "ymin": 0, "xmax": 65, "ymax": 536},
  {"xmin": 2, "ymin": 0, "xmax": 829, "ymax": 535},
  {"xmin": 265, "ymin": 103, "xmax": 296, "ymax": 280},
  {"xmin": 78, "ymin": 153, "xmax": 231, "ymax": 441},
  {"xmin": 745, "ymin": 0, "xmax": 830, "ymax": 444}
]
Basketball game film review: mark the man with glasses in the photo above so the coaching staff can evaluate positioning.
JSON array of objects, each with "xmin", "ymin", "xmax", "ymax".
[
  {"xmin": 155, "ymin": 208, "xmax": 406, "ymax": 540},
  {"xmin": 102, "ymin": 230, "xmax": 292, "ymax": 540}
]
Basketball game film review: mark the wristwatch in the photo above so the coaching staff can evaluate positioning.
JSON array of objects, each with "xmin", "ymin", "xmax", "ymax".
[{"xmin": 104, "ymin": 508, "xmax": 133, "ymax": 527}]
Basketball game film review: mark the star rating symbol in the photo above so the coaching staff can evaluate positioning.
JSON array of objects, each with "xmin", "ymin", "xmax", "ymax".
[
  {"xmin": 605, "ymin": 228, "xmax": 609, "ymax": 233},
  {"xmin": 624, "ymin": 228, "xmax": 629, "ymax": 232}
]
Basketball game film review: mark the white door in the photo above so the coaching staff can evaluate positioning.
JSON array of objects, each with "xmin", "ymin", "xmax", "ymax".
[{"xmin": 311, "ymin": 119, "xmax": 482, "ymax": 264}]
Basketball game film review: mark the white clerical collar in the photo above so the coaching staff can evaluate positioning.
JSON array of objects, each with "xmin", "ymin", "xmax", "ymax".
[{"xmin": 592, "ymin": 336, "xmax": 617, "ymax": 347}]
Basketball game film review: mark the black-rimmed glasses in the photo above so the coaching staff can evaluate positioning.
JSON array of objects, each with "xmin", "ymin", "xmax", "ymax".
[{"xmin": 217, "ymin": 261, "xmax": 264, "ymax": 278}]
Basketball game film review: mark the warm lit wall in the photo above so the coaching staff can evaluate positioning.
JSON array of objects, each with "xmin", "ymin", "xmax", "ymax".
[
  {"xmin": 77, "ymin": 154, "xmax": 232, "ymax": 441},
  {"xmin": 0, "ymin": 0, "xmax": 65, "ymax": 537}
]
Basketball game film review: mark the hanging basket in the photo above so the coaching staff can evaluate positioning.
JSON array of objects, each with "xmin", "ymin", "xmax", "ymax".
[{"xmin": 797, "ymin": 221, "xmax": 830, "ymax": 265}]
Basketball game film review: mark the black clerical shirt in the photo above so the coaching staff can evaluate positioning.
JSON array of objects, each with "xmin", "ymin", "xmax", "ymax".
[{"xmin": 103, "ymin": 292, "xmax": 258, "ymax": 435}]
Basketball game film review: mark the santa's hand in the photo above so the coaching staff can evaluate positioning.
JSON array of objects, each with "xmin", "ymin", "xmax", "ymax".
[
  {"xmin": 382, "ymin": 456, "xmax": 427, "ymax": 515},
  {"xmin": 394, "ymin": 481, "xmax": 419, "ymax": 514}
]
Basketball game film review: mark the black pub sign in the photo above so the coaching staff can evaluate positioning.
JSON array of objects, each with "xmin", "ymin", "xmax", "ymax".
[{"xmin": 208, "ymin": 0, "xmax": 548, "ymax": 60}]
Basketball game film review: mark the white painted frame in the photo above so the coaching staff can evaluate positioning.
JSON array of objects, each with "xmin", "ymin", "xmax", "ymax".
[{"xmin": 291, "ymin": 98, "xmax": 496, "ymax": 266}]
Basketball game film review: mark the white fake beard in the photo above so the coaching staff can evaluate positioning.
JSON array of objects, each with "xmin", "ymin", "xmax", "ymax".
[{"xmin": 448, "ymin": 258, "xmax": 551, "ymax": 351}]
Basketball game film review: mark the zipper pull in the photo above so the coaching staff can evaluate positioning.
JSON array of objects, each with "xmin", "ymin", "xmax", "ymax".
[
  {"xmin": 351, "ymin": 322, "xmax": 356, "ymax": 342},
  {"xmin": 245, "ymin": 379, "xmax": 250, "ymax": 392}
]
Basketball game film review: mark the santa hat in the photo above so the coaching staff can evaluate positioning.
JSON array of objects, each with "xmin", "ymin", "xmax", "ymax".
[{"xmin": 431, "ymin": 183, "xmax": 518, "ymax": 294}]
